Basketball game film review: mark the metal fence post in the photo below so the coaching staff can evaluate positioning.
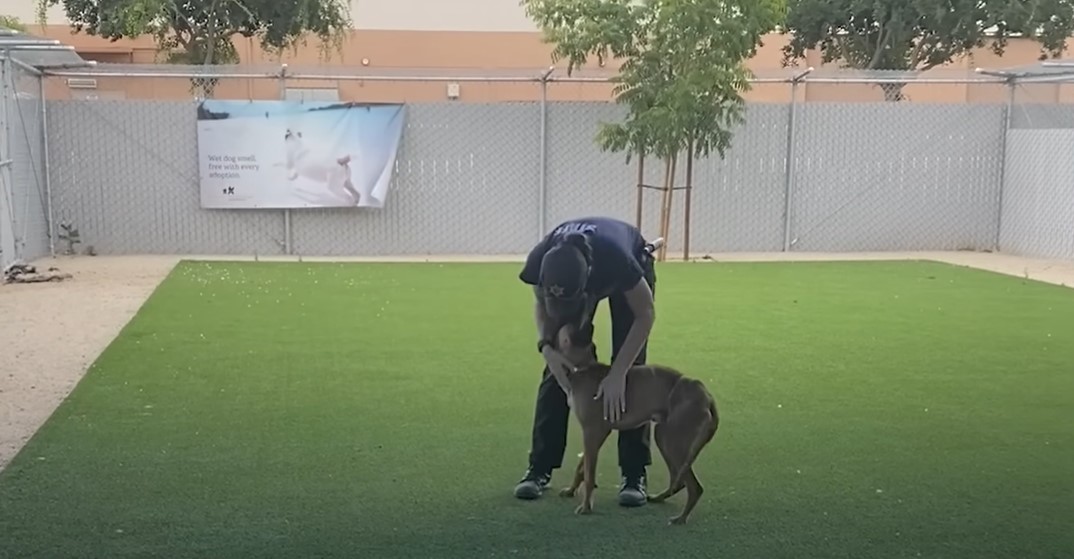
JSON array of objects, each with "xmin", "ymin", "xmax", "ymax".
[
  {"xmin": 538, "ymin": 66, "xmax": 553, "ymax": 240},
  {"xmin": 992, "ymin": 78, "xmax": 1016, "ymax": 253},
  {"xmin": 782, "ymin": 67, "xmax": 812, "ymax": 252},
  {"xmin": 39, "ymin": 72, "xmax": 55, "ymax": 258},
  {"xmin": 0, "ymin": 55, "xmax": 16, "ymax": 262},
  {"xmin": 0, "ymin": 55, "xmax": 8, "ymax": 266},
  {"xmin": 279, "ymin": 63, "xmax": 292, "ymax": 255}
]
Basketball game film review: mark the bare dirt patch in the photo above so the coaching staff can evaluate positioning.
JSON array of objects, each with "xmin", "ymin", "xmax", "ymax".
[{"xmin": 0, "ymin": 255, "xmax": 179, "ymax": 470}]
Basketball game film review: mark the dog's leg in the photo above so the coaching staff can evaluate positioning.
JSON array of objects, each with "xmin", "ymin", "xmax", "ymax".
[
  {"xmin": 342, "ymin": 179, "xmax": 361, "ymax": 205},
  {"xmin": 669, "ymin": 468, "xmax": 704, "ymax": 525},
  {"xmin": 647, "ymin": 423, "xmax": 685, "ymax": 503},
  {"xmin": 560, "ymin": 455, "xmax": 584, "ymax": 498},
  {"xmin": 576, "ymin": 426, "xmax": 610, "ymax": 515},
  {"xmin": 668, "ymin": 405, "xmax": 719, "ymax": 525},
  {"xmin": 561, "ymin": 453, "xmax": 598, "ymax": 497}
]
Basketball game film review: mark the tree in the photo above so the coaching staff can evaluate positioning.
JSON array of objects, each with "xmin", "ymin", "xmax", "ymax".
[
  {"xmin": 35, "ymin": 0, "xmax": 351, "ymax": 96},
  {"xmin": 523, "ymin": 0, "xmax": 785, "ymax": 260},
  {"xmin": 781, "ymin": 0, "xmax": 1074, "ymax": 101},
  {"xmin": 0, "ymin": 15, "xmax": 28, "ymax": 32}
]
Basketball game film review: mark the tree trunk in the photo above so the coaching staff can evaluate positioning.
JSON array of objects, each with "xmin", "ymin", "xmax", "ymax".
[
  {"xmin": 656, "ymin": 156, "xmax": 672, "ymax": 262},
  {"xmin": 682, "ymin": 142, "xmax": 694, "ymax": 261},
  {"xmin": 195, "ymin": 0, "xmax": 221, "ymax": 99},
  {"xmin": 635, "ymin": 152, "xmax": 645, "ymax": 230},
  {"xmin": 658, "ymin": 153, "xmax": 678, "ymax": 262},
  {"xmin": 879, "ymin": 82, "xmax": 907, "ymax": 102},
  {"xmin": 657, "ymin": 152, "xmax": 674, "ymax": 262}
]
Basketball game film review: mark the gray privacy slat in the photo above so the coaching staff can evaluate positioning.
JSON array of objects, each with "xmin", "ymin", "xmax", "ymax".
[{"xmin": 34, "ymin": 97, "xmax": 1067, "ymax": 260}]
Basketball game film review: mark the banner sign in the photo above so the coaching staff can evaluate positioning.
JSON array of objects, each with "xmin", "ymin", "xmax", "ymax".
[{"xmin": 196, "ymin": 100, "xmax": 406, "ymax": 209}]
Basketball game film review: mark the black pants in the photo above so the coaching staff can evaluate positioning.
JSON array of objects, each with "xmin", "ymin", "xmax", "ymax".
[{"xmin": 526, "ymin": 250, "xmax": 656, "ymax": 478}]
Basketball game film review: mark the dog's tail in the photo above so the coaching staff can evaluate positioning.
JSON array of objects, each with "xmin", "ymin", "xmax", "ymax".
[{"xmin": 669, "ymin": 386, "xmax": 719, "ymax": 490}]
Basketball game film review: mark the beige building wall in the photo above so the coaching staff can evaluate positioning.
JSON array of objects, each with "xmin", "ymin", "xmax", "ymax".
[
  {"xmin": 3, "ymin": 0, "xmax": 1072, "ymax": 103},
  {"xmin": 1, "ymin": 0, "xmax": 541, "ymax": 32}
]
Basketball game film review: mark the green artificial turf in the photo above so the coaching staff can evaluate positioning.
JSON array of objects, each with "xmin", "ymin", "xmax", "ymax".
[{"xmin": 1, "ymin": 259, "xmax": 1073, "ymax": 558}]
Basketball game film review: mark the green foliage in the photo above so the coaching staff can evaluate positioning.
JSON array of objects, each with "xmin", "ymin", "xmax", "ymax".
[
  {"xmin": 0, "ymin": 14, "xmax": 28, "ymax": 32},
  {"xmin": 782, "ymin": 0, "xmax": 1074, "ymax": 73},
  {"xmin": 523, "ymin": 0, "xmax": 785, "ymax": 161},
  {"xmin": 35, "ymin": 0, "xmax": 352, "ymax": 66}
]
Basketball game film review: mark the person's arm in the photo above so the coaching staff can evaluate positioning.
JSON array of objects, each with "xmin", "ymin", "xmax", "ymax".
[
  {"xmin": 605, "ymin": 278, "xmax": 655, "ymax": 380},
  {"xmin": 534, "ymin": 288, "xmax": 574, "ymax": 392},
  {"xmin": 533, "ymin": 287, "xmax": 559, "ymax": 347}
]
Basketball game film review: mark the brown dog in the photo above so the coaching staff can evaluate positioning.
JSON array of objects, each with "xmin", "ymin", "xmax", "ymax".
[{"xmin": 553, "ymin": 323, "xmax": 720, "ymax": 525}]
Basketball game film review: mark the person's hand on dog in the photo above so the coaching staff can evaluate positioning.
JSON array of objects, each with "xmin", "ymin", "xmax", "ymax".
[
  {"xmin": 595, "ymin": 369, "xmax": 627, "ymax": 423},
  {"xmin": 541, "ymin": 346, "xmax": 576, "ymax": 395}
]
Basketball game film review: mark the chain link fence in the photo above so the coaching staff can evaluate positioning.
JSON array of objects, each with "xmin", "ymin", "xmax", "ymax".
[{"xmin": 4, "ymin": 63, "xmax": 1071, "ymax": 262}]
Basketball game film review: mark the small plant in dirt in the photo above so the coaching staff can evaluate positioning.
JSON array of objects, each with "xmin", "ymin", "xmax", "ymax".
[{"xmin": 58, "ymin": 222, "xmax": 81, "ymax": 256}]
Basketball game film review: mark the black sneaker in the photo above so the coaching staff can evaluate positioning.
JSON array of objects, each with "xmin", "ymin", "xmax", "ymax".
[
  {"xmin": 513, "ymin": 468, "xmax": 552, "ymax": 500},
  {"xmin": 618, "ymin": 471, "xmax": 648, "ymax": 507}
]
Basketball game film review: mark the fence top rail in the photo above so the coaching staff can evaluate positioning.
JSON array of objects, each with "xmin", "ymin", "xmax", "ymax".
[
  {"xmin": 37, "ymin": 62, "xmax": 1040, "ymax": 85},
  {"xmin": 0, "ymin": 28, "xmax": 91, "ymax": 69}
]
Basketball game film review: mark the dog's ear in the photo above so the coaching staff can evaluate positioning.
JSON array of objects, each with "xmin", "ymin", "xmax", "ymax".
[
  {"xmin": 574, "ymin": 323, "xmax": 598, "ymax": 363},
  {"xmin": 555, "ymin": 323, "xmax": 574, "ymax": 350},
  {"xmin": 567, "ymin": 322, "xmax": 594, "ymax": 348},
  {"xmin": 578, "ymin": 322, "xmax": 594, "ymax": 345}
]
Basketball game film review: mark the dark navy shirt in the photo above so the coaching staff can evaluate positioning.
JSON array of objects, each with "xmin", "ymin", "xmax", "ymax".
[{"xmin": 519, "ymin": 216, "xmax": 646, "ymax": 300}]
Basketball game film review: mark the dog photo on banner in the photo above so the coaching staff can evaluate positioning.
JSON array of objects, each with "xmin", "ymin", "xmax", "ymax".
[{"xmin": 195, "ymin": 100, "xmax": 406, "ymax": 209}]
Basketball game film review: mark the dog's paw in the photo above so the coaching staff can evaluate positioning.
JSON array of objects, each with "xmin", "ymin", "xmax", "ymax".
[
  {"xmin": 575, "ymin": 504, "xmax": 592, "ymax": 515},
  {"xmin": 668, "ymin": 515, "xmax": 687, "ymax": 525},
  {"xmin": 647, "ymin": 494, "xmax": 668, "ymax": 503},
  {"xmin": 559, "ymin": 487, "xmax": 576, "ymax": 498}
]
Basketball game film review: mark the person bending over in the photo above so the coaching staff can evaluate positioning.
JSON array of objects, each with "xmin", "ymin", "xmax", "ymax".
[{"xmin": 513, "ymin": 216, "xmax": 657, "ymax": 507}]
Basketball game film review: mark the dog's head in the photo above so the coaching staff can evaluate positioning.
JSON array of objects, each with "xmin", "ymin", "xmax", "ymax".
[
  {"xmin": 284, "ymin": 129, "xmax": 302, "ymax": 142},
  {"xmin": 556, "ymin": 322, "xmax": 598, "ymax": 370}
]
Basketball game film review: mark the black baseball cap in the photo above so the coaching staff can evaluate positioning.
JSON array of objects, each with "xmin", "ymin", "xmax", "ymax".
[{"xmin": 538, "ymin": 241, "xmax": 589, "ymax": 319}]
